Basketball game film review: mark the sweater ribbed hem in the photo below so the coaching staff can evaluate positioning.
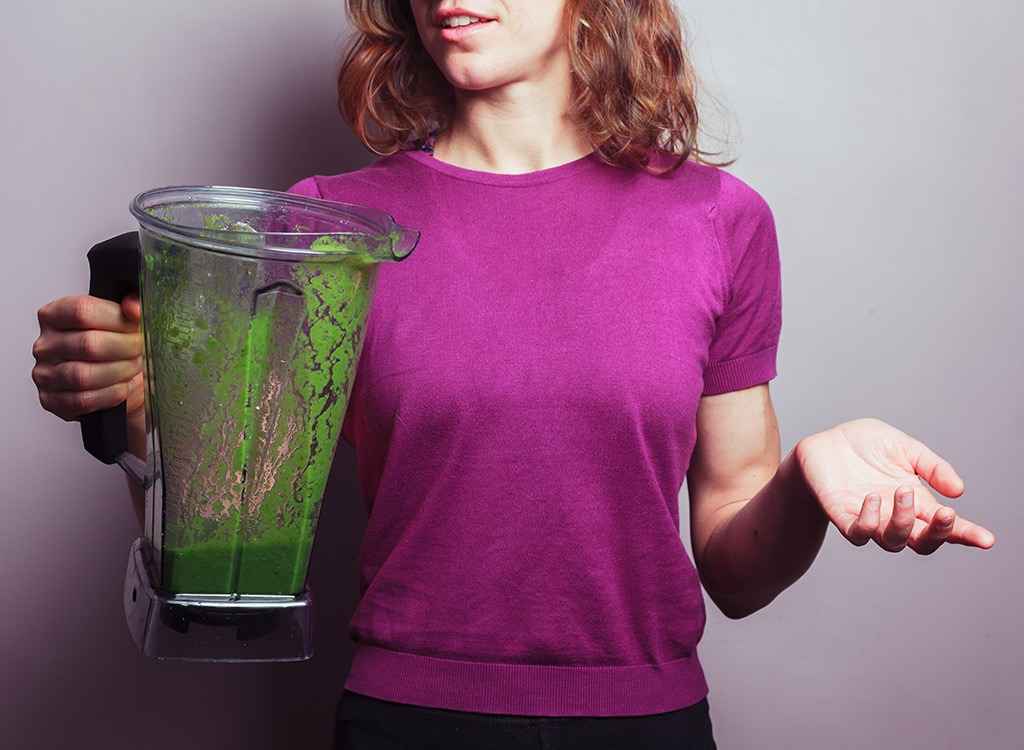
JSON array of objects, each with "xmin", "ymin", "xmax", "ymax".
[{"xmin": 345, "ymin": 644, "xmax": 709, "ymax": 717}]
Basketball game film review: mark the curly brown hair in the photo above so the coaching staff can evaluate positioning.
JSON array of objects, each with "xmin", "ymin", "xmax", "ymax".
[{"xmin": 338, "ymin": 1, "xmax": 717, "ymax": 172}]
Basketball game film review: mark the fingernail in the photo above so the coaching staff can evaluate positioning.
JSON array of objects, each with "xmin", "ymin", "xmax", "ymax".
[
  {"xmin": 899, "ymin": 490, "xmax": 913, "ymax": 508},
  {"xmin": 868, "ymin": 496, "xmax": 880, "ymax": 511},
  {"xmin": 127, "ymin": 378, "xmax": 135, "ymax": 394}
]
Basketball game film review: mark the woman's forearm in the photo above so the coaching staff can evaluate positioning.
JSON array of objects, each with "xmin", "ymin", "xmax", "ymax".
[{"xmin": 697, "ymin": 447, "xmax": 829, "ymax": 619}]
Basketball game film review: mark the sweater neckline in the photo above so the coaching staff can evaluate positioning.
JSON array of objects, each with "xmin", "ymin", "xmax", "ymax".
[{"xmin": 401, "ymin": 148, "xmax": 604, "ymax": 187}]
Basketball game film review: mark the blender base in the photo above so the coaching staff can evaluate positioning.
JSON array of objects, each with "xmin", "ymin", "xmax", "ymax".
[{"xmin": 123, "ymin": 537, "xmax": 314, "ymax": 662}]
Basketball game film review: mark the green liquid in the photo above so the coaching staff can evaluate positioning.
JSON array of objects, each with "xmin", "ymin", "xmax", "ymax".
[
  {"xmin": 142, "ymin": 231, "xmax": 377, "ymax": 597},
  {"xmin": 163, "ymin": 539, "xmax": 314, "ymax": 595}
]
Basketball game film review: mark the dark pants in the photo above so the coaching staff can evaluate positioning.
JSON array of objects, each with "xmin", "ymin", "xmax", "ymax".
[{"xmin": 334, "ymin": 691, "xmax": 717, "ymax": 750}]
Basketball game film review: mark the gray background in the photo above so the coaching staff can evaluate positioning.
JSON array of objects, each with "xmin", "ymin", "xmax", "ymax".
[{"xmin": 2, "ymin": 1, "xmax": 1020, "ymax": 747}]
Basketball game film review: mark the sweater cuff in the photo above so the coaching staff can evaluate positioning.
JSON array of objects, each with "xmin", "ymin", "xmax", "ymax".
[{"xmin": 702, "ymin": 345, "xmax": 778, "ymax": 396}]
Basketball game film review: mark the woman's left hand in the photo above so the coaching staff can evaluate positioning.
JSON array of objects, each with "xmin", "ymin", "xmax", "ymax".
[{"xmin": 793, "ymin": 419, "xmax": 995, "ymax": 554}]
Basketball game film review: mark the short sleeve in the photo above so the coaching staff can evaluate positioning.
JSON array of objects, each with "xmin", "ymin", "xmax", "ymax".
[
  {"xmin": 702, "ymin": 173, "xmax": 782, "ymax": 396},
  {"xmin": 286, "ymin": 176, "xmax": 322, "ymax": 199}
]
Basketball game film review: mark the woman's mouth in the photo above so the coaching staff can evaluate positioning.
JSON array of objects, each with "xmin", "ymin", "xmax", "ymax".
[
  {"xmin": 436, "ymin": 13, "xmax": 494, "ymax": 41},
  {"xmin": 442, "ymin": 15, "xmax": 484, "ymax": 29}
]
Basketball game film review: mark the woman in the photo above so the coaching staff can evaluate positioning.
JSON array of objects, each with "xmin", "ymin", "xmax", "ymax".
[{"xmin": 32, "ymin": 1, "xmax": 995, "ymax": 748}]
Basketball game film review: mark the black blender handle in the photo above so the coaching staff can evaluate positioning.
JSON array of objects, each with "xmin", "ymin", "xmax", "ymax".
[{"xmin": 80, "ymin": 232, "xmax": 141, "ymax": 466}]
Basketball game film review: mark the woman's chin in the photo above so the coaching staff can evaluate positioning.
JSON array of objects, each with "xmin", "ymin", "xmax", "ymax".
[{"xmin": 439, "ymin": 69, "xmax": 505, "ymax": 94}]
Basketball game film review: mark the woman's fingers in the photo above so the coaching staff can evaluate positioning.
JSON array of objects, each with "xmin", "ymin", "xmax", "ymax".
[
  {"xmin": 34, "ymin": 296, "xmax": 142, "ymax": 365},
  {"xmin": 120, "ymin": 293, "xmax": 142, "ymax": 324},
  {"xmin": 845, "ymin": 493, "xmax": 881, "ymax": 545},
  {"xmin": 908, "ymin": 439, "xmax": 965, "ymax": 499},
  {"xmin": 853, "ymin": 487, "xmax": 997, "ymax": 553},
  {"xmin": 37, "ymin": 295, "xmax": 140, "ymax": 334},
  {"xmin": 907, "ymin": 506, "xmax": 956, "ymax": 555},
  {"xmin": 36, "ymin": 328, "xmax": 143, "ymax": 363},
  {"xmin": 944, "ymin": 516, "xmax": 996, "ymax": 550},
  {"xmin": 32, "ymin": 295, "xmax": 144, "ymax": 421},
  {"xmin": 33, "ymin": 356, "xmax": 143, "ymax": 393},
  {"xmin": 37, "ymin": 378, "xmax": 136, "ymax": 422},
  {"xmin": 878, "ymin": 486, "xmax": 917, "ymax": 552}
]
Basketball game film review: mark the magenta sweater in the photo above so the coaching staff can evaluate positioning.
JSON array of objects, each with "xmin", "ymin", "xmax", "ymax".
[{"xmin": 289, "ymin": 150, "xmax": 781, "ymax": 716}]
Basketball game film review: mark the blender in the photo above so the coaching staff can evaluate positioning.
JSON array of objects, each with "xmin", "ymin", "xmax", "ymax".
[{"xmin": 80, "ymin": 186, "xmax": 417, "ymax": 661}]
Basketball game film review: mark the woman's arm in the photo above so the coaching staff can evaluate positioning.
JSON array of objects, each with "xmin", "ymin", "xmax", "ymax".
[
  {"xmin": 687, "ymin": 384, "xmax": 995, "ymax": 620},
  {"xmin": 688, "ymin": 384, "xmax": 825, "ymax": 619}
]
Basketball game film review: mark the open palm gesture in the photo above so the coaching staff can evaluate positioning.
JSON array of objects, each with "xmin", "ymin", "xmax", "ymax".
[{"xmin": 795, "ymin": 419, "xmax": 995, "ymax": 554}]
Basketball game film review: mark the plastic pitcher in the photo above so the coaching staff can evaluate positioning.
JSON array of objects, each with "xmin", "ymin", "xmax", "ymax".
[{"xmin": 81, "ymin": 185, "xmax": 417, "ymax": 660}]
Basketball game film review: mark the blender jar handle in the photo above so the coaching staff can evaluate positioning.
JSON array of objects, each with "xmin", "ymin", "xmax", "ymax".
[{"xmin": 79, "ymin": 232, "xmax": 147, "ymax": 486}]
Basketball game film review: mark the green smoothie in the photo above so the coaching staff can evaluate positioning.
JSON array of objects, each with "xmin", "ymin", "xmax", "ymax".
[{"xmin": 142, "ymin": 230, "xmax": 378, "ymax": 596}]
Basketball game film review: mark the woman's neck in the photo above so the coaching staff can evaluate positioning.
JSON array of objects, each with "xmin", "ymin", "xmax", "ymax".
[{"xmin": 433, "ymin": 81, "xmax": 592, "ymax": 174}]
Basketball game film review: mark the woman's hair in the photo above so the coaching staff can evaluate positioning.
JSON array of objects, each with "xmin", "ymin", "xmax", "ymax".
[{"xmin": 338, "ymin": 0, "xmax": 719, "ymax": 171}]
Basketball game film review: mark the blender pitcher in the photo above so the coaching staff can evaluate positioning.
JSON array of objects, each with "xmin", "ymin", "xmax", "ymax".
[{"xmin": 81, "ymin": 186, "xmax": 417, "ymax": 661}]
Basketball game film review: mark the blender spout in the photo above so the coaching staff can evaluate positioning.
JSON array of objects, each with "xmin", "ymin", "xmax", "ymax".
[{"xmin": 390, "ymin": 224, "xmax": 420, "ymax": 261}]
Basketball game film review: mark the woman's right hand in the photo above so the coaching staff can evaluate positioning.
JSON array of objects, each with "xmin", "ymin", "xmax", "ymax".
[{"xmin": 31, "ymin": 295, "xmax": 144, "ymax": 422}]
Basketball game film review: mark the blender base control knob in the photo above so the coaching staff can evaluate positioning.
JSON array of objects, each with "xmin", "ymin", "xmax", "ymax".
[{"xmin": 123, "ymin": 538, "xmax": 314, "ymax": 662}]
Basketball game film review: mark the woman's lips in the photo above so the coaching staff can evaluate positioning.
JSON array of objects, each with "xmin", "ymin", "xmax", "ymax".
[
  {"xmin": 436, "ymin": 11, "xmax": 494, "ymax": 42},
  {"xmin": 439, "ymin": 21, "xmax": 492, "ymax": 42}
]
